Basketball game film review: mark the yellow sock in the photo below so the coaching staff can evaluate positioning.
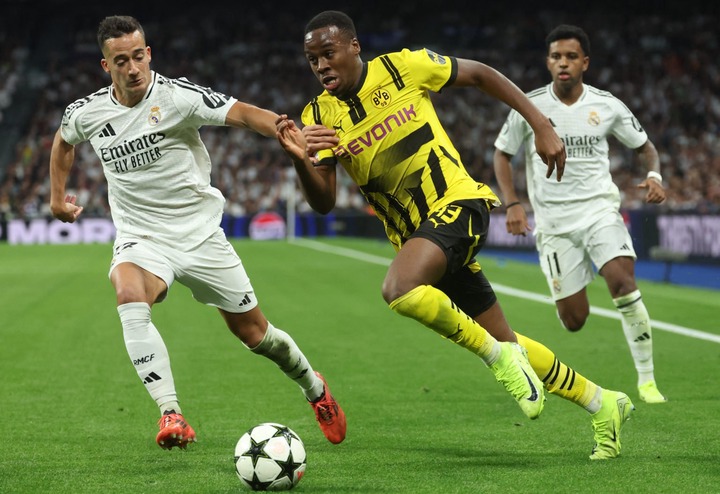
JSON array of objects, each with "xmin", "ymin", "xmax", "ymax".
[
  {"xmin": 390, "ymin": 285, "xmax": 498, "ymax": 360},
  {"xmin": 516, "ymin": 332, "xmax": 598, "ymax": 410}
]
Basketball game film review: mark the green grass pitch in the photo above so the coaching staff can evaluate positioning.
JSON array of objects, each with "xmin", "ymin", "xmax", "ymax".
[{"xmin": 1, "ymin": 237, "xmax": 718, "ymax": 493}]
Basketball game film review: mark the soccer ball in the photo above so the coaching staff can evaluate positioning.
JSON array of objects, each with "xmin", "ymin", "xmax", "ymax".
[{"xmin": 234, "ymin": 422, "xmax": 307, "ymax": 491}]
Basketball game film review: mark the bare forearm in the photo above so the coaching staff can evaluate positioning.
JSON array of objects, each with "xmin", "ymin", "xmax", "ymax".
[
  {"xmin": 292, "ymin": 159, "xmax": 336, "ymax": 214},
  {"xmin": 226, "ymin": 101, "xmax": 278, "ymax": 137},
  {"xmin": 49, "ymin": 130, "xmax": 74, "ymax": 209},
  {"xmin": 493, "ymin": 150, "xmax": 520, "ymax": 203},
  {"xmin": 636, "ymin": 140, "xmax": 660, "ymax": 174}
]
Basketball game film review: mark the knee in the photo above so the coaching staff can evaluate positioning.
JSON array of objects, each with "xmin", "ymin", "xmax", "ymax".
[
  {"xmin": 381, "ymin": 277, "xmax": 417, "ymax": 305},
  {"xmin": 115, "ymin": 285, "xmax": 146, "ymax": 306},
  {"xmin": 558, "ymin": 311, "xmax": 588, "ymax": 332},
  {"xmin": 610, "ymin": 281, "xmax": 638, "ymax": 300}
]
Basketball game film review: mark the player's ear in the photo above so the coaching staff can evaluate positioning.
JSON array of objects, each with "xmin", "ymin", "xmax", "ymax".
[
  {"xmin": 351, "ymin": 38, "xmax": 360, "ymax": 55},
  {"xmin": 100, "ymin": 58, "xmax": 110, "ymax": 74},
  {"xmin": 146, "ymin": 46, "xmax": 152, "ymax": 62}
]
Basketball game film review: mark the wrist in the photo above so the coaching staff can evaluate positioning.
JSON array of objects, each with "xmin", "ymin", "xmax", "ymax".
[
  {"xmin": 505, "ymin": 201, "xmax": 522, "ymax": 209},
  {"xmin": 647, "ymin": 171, "xmax": 662, "ymax": 184}
]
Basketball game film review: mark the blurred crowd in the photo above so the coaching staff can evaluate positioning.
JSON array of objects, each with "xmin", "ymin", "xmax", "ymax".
[{"xmin": 1, "ymin": 4, "xmax": 718, "ymax": 222}]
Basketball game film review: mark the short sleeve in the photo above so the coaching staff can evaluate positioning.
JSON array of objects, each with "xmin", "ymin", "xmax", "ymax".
[
  {"xmin": 401, "ymin": 48, "xmax": 457, "ymax": 92},
  {"xmin": 494, "ymin": 109, "xmax": 528, "ymax": 156}
]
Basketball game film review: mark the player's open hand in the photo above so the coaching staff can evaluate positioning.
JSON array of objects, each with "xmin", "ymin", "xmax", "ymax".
[
  {"xmin": 51, "ymin": 194, "xmax": 84, "ymax": 223},
  {"xmin": 638, "ymin": 177, "xmax": 666, "ymax": 204}
]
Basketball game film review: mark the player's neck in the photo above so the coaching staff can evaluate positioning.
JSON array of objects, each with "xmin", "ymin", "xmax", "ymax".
[
  {"xmin": 112, "ymin": 85, "xmax": 144, "ymax": 108},
  {"xmin": 552, "ymin": 82, "xmax": 583, "ymax": 106}
]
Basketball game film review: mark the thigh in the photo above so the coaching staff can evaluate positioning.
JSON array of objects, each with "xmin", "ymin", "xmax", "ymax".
[
  {"xmin": 436, "ymin": 262, "xmax": 497, "ymax": 319},
  {"xmin": 410, "ymin": 199, "xmax": 491, "ymax": 275},
  {"xmin": 109, "ymin": 237, "xmax": 175, "ymax": 303},
  {"xmin": 176, "ymin": 229, "xmax": 258, "ymax": 313},
  {"xmin": 536, "ymin": 231, "xmax": 593, "ymax": 300},
  {"xmin": 585, "ymin": 211, "xmax": 636, "ymax": 270}
]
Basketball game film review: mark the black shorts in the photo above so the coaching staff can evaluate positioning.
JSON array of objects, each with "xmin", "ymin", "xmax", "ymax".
[{"xmin": 410, "ymin": 199, "xmax": 497, "ymax": 317}]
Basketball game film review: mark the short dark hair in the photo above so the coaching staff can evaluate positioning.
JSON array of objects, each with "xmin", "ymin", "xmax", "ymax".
[
  {"xmin": 97, "ymin": 15, "xmax": 145, "ymax": 51},
  {"xmin": 304, "ymin": 10, "xmax": 357, "ymax": 40},
  {"xmin": 545, "ymin": 24, "xmax": 590, "ymax": 57}
]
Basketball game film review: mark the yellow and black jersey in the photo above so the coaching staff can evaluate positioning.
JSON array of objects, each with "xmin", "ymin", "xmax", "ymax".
[{"xmin": 301, "ymin": 48, "xmax": 499, "ymax": 250}]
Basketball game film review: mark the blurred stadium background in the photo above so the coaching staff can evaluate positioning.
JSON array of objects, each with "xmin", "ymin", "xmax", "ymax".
[
  {"xmin": 1, "ymin": 0, "xmax": 717, "ymax": 287},
  {"xmin": 2, "ymin": 3, "xmax": 719, "ymax": 492}
]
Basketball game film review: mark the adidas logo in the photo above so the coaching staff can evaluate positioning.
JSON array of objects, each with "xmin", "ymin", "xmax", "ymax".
[
  {"xmin": 143, "ymin": 372, "xmax": 162, "ymax": 384},
  {"xmin": 620, "ymin": 243, "xmax": 631, "ymax": 251},
  {"xmin": 98, "ymin": 123, "xmax": 116, "ymax": 138},
  {"xmin": 238, "ymin": 294, "xmax": 252, "ymax": 307},
  {"xmin": 114, "ymin": 241, "xmax": 137, "ymax": 255},
  {"xmin": 634, "ymin": 332, "xmax": 651, "ymax": 342}
]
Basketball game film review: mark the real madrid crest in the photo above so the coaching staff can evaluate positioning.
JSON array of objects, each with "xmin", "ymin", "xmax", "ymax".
[
  {"xmin": 588, "ymin": 110, "xmax": 600, "ymax": 126},
  {"xmin": 553, "ymin": 278, "xmax": 561, "ymax": 294},
  {"xmin": 148, "ymin": 106, "xmax": 162, "ymax": 126}
]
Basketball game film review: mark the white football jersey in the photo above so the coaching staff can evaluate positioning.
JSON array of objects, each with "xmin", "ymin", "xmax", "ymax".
[
  {"xmin": 61, "ymin": 71, "xmax": 237, "ymax": 244},
  {"xmin": 494, "ymin": 83, "xmax": 647, "ymax": 235}
]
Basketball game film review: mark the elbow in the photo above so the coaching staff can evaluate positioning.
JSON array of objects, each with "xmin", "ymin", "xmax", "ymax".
[{"xmin": 314, "ymin": 201, "xmax": 335, "ymax": 215}]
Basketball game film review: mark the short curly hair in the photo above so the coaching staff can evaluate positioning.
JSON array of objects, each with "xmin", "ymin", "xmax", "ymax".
[{"xmin": 545, "ymin": 24, "xmax": 591, "ymax": 57}]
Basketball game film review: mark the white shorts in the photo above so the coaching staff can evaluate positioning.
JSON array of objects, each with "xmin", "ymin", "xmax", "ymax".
[
  {"xmin": 535, "ymin": 210, "xmax": 636, "ymax": 300},
  {"xmin": 109, "ymin": 228, "xmax": 258, "ymax": 313}
]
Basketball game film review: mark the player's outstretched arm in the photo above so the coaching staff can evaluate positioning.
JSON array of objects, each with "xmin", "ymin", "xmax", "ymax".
[
  {"xmin": 454, "ymin": 58, "xmax": 566, "ymax": 181},
  {"xmin": 225, "ymin": 101, "xmax": 279, "ymax": 137},
  {"xmin": 276, "ymin": 115, "xmax": 337, "ymax": 214},
  {"xmin": 49, "ymin": 128, "xmax": 84, "ymax": 223}
]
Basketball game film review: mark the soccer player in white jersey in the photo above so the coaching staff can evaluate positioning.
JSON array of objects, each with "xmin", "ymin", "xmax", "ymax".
[
  {"xmin": 49, "ymin": 15, "xmax": 346, "ymax": 450},
  {"xmin": 493, "ymin": 24, "xmax": 667, "ymax": 404}
]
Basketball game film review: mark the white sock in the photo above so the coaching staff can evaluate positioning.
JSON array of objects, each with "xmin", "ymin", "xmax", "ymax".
[
  {"xmin": 585, "ymin": 386, "xmax": 603, "ymax": 414},
  {"xmin": 249, "ymin": 323, "xmax": 323, "ymax": 401},
  {"xmin": 118, "ymin": 302, "xmax": 179, "ymax": 414},
  {"xmin": 613, "ymin": 290, "xmax": 655, "ymax": 386},
  {"xmin": 481, "ymin": 340, "xmax": 502, "ymax": 366}
]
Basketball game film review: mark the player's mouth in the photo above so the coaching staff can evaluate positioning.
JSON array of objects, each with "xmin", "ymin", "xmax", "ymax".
[
  {"xmin": 557, "ymin": 72, "xmax": 571, "ymax": 81},
  {"xmin": 322, "ymin": 75, "xmax": 340, "ymax": 91}
]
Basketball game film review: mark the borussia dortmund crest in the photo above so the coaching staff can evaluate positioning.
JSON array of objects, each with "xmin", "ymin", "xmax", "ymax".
[{"xmin": 371, "ymin": 87, "xmax": 392, "ymax": 108}]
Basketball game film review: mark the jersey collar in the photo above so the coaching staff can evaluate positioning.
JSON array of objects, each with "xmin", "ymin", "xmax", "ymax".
[
  {"xmin": 548, "ymin": 82, "xmax": 587, "ymax": 106},
  {"xmin": 109, "ymin": 71, "xmax": 158, "ymax": 106},
  {"xmin": 339, "ymin": 63, "xmax": 368, "ymax": 101}
]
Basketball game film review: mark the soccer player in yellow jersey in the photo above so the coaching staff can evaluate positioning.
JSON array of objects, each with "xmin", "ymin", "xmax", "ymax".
[{"xmin": 277, "ymin": 10, "xmax": 632, "ymax": 459}]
